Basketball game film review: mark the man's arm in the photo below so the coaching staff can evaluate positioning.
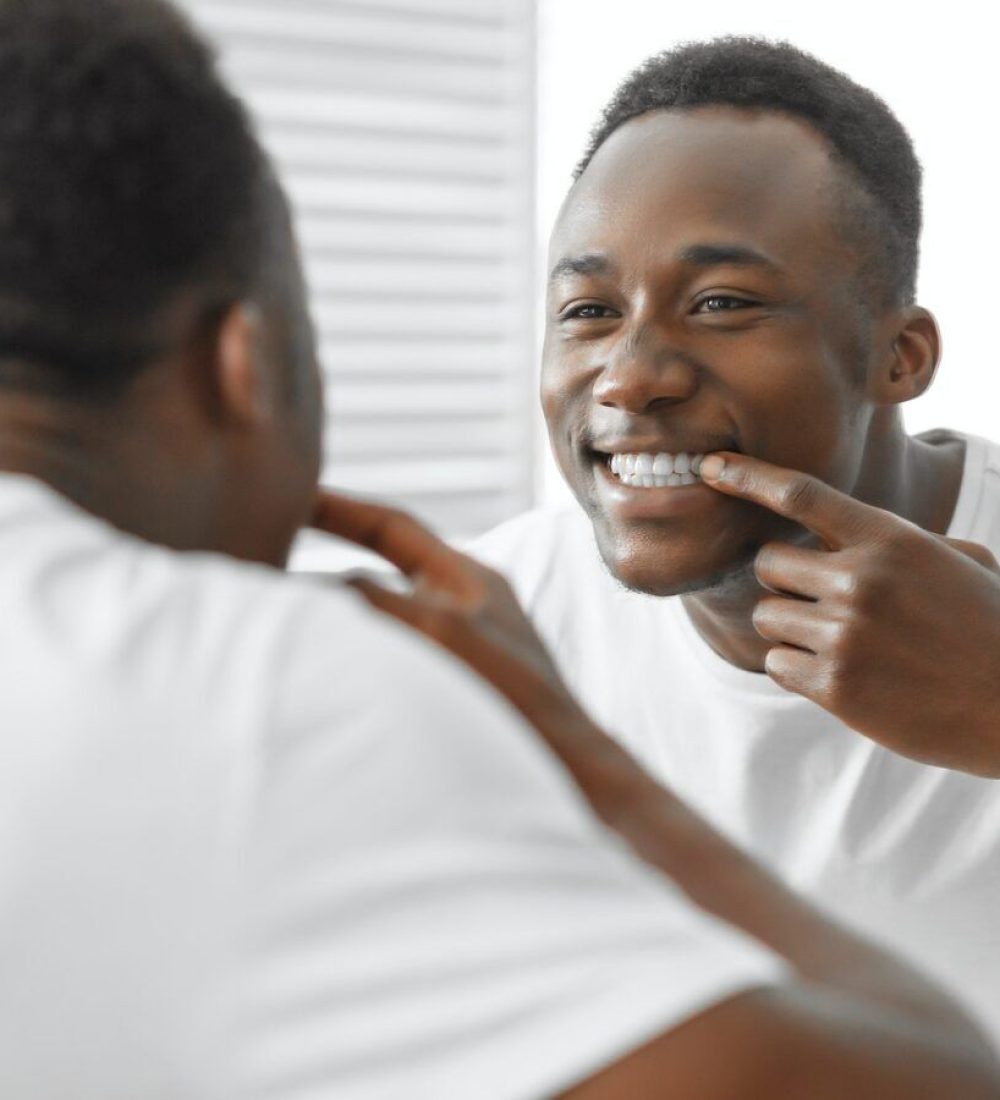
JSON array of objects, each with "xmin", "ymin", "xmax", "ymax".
[
  {"xmin": 559, "ymin": 735, "xmax": 999, "ymax": 1098},
  {"xmin": 313, "ymin": 491, "xmax": 1000, "ymax": 1100},
  {"xmin": 563, "ymin": 984, "xmax": 1000, "ymax": 1100}
]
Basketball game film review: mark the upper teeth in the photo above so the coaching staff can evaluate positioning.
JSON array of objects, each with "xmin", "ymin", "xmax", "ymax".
[{"xmin": 608, "ymin": 452, "xmax": 705, "ymax": 488}]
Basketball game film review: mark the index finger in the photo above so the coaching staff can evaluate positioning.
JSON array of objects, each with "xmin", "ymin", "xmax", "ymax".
[
  {"xmin": 311, "ymin": 491, "xmax": 474, "ymax": 588},
  {"xmin": 698, "ymin": 452, "xmax": 884, "ymax": 549}
]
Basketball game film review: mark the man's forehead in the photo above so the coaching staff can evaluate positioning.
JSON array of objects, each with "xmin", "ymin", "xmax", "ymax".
[
  {"xmin": 578, "ymin": 105, "xmax": 838, "ymax": 193},
  {"xmin": 551, "ymin": 106, "xmax": 849, "ymax": 275}
]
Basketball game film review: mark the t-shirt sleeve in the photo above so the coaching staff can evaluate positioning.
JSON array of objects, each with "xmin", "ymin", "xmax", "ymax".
[{"xmin": 232, "ymin": 587, "xmax": 784, "ymax": 1100}]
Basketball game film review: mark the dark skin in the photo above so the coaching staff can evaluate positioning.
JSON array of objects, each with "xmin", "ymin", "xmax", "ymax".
[{"xmin": 542, "ymin": 105, "xmax": 999, "ymax": 774}]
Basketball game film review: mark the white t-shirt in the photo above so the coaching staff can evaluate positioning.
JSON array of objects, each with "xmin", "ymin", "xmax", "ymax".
[
  {"xmin": 0, "ymin": 473, "xmax": 782, "ymax": 1100},
  {"xmin": 472, "ymin": 431, "xmax": 1000, "ymax": 1044}
]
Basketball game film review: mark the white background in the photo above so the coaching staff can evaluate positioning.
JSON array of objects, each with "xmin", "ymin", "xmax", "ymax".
[{"xmin": 535, "ymin": 0, "xmax": 1000, "ymax": 502}]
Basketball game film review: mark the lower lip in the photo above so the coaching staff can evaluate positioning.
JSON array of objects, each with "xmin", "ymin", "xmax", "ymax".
[{"xmin": 592, "ymin": 459, "xmax": 724, "ymax": 519}]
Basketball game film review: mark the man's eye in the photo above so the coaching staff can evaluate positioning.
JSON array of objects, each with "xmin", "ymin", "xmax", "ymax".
[
  {"xmin": 560, "ymin": 303, "xmax": 617, "ymax": 320},
  {"xmin": 695, "ymin": 295, "xmax": 757, "ymax": 313}
]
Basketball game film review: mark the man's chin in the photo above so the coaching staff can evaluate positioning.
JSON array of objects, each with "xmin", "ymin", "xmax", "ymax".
[{"xmin": 593, "ymin": 536, "xmax": 759, "ymax": 599}]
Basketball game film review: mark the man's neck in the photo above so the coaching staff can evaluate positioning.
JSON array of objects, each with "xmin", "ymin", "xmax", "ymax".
[
  {"xmin": 680, "ymin": 421, "xmax": 967, "ymax": 673},
  {"xmin": 0, "ymin": 385, "xmax": 215, "ymax": 554}
]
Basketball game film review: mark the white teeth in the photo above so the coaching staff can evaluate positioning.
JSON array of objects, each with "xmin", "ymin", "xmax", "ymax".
[
  {"xmin": 605, "ymin": 451, "xmax": 709, "ymax": 489},
  {"xmin": 652, "ymin": 453, "xmax": 672, "ymax": 476}
]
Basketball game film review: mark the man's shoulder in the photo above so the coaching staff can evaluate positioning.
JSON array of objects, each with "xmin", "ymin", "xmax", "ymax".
[
  {"xmin": 928, "ymin": 430, "xmax": 1000, "ymax": 548},
  {"xmin": 0, "ymin": 474, "xmax": 438, "ymax": 730}
]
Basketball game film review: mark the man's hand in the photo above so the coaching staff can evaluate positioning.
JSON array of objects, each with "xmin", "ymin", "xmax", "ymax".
[{"xmin": 700, "ymin": 452, "xmax": 1000, "ymax": 777}]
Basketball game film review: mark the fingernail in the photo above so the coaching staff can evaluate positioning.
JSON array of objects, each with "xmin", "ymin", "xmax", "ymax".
[{"xmin": 699, "ymin": 455, "xmax": 726, "ymax": 481}]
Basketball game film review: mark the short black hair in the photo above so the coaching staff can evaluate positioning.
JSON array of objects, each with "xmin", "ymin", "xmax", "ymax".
[
  {"xmin": 0, "ymin": 0, "xmax": 277, "ymax": 395},
  {"xmin": 577, "ymin": 37, "xmax": 922, "ymax": 307}
]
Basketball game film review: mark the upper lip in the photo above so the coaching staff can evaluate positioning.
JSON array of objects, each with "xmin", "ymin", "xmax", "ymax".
[{"xmin": 588, "ymin": 437, "xmax": 740, "ymax": 456}]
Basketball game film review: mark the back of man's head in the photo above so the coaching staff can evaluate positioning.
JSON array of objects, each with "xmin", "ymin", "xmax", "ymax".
[
  {"xmin": 578, "ymin": 37, "xmax": 922, "ymax": 308},
  {"xmin": 0, "ymin": 0, "xmax": 273, "ymax": 396}
]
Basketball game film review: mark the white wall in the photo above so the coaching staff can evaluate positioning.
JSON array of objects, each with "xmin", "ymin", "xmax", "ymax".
[{"xmin": 536, "ymin": 0, "xmax": 999, "ymax": 502}]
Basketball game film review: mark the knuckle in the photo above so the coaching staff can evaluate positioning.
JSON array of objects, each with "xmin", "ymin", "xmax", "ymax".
[
  {"xmin": 420, "ymin": 604, "xmax": 459, "ymax": 640},
  {"xmin": 825, "ymin": 617, "xmax": 855, "ymax": 665},
  {"xmin": 775, "ymin": 474, "xmax": 818, "ymax": 516},
  {"xmin": 843, "ymin": 576, "xmax": 875, "ymax": 617},
  {"xmin": 754, "ymin": 541, "xmax": 784, "ymax": 581},
  {"xmin": 763, "ymin": 645, "xmax": 792, "ymax": 681},
  {"xmin": 880, "ymin": 524, "xmax": 914, "ymax": 557},
  {"xmin": 842, "ymin": 557, "xmax": 889, "ymax": 615},
  {"xmin": 829, "ymin": 566, "xmax": 862, "ymax": 601},
  {"xmin": 751, "ymin": 597, "xmax": 780, "ymax": 636},
  {"xmin": 796, "ymin": 653, "xmax": 839, "ymax": 703},
  {"xmin": 817, "ymin": 665, "xmax": 842, "ymax": 706}
]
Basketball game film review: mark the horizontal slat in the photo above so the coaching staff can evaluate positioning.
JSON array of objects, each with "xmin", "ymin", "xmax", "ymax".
[
  {"xmin": 325, "ymin": 456, "xmax": 512, "ymax": 495},
  {"xmin": 328, "ymin": 379, "xmax": 518, "ymax": 416},
  {"xmin": 288, "ymin": 0, "xmax": 515, "ymax": 23},
  {"xmin": 194, "ymin": 5, "xmax": 518, "ymax": 62},
  {"xmin": 285, "ymin": 174, "xmax": 523, "ymax": 219},
  {"xmin": 319, "ymin": 339, "xmax": 519, "ymax": 375},
  {"xmin": 292, "ymin": 215, "xmax": 519, "ymax": 258},
  {"xmin": 263, "ymin": 130, "xmax": 510, "ymax": 182},
  {"xmin": 325, "ymin": 417, "xmax": 517, "ymax": 457},
  {"xmin": 221, "ymin": 48, "xmax": 511, "ymax": 103},
  {"xmin": 305, "ymin": 257, "xmax": 513, "ymax": 297},
  {"xmin": 245, "ymin": 88, "xmax": 524, "ymax": 142},
  {"xmin": 283, "ymin": 183, "xmax": 514, "ymax": 224},
  {"xmin": 314, "ymin": 300, "xmax": 520, "ymax": 339}
]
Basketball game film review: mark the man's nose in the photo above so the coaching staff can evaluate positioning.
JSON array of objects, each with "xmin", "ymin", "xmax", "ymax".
[{"xmin": 591, "ymin": 328, "xmax": 699, "ymax": 414}]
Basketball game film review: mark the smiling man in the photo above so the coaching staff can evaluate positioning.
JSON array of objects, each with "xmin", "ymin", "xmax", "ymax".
[
  {"xmin": 12, "ymin": 6, "xmax": 1000, "ymax": 1097},
  {"xmin": 474, "ymin": 38, "xmax": 1000, "ymax": 1041}
]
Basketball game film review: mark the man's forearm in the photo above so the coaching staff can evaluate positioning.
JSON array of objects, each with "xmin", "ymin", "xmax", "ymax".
[{"xmin": 611, "ymin": 764, "xmax": 996, "ymax": 1061}]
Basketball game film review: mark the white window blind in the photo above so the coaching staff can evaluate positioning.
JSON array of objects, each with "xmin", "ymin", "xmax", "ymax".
[{"xmin": 179, "ymin": 0, "xmax": 538, "ymax": 556}]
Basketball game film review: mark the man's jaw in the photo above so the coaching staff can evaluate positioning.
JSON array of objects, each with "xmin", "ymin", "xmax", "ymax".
[{"xmin": 591, "ymin": 518, "xmax": 760, "ymax": 599}]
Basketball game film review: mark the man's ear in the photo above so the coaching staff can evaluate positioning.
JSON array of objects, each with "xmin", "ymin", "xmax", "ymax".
[
  {"xmin": 213, "ymin": 302, "xmax": 273, "ymax": 427},
  {"xmin": 869, "ymin": 306, "xmax": 941, "ymax": 406}
]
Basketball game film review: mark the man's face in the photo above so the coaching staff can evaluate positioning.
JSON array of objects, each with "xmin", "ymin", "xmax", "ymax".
[{"xmin": 543, "ymin": 106, "xmax": 881, "ymax": 596}]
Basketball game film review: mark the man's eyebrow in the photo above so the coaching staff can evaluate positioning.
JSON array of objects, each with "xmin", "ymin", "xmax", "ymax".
[
  {"xmin": 678, "ymin": 243, "xmax": 782, "ymax": 270},
  {"xmin": 548, "ymin": 253, "xmax": 613, "ymax": 283}
]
